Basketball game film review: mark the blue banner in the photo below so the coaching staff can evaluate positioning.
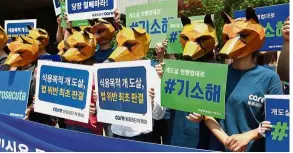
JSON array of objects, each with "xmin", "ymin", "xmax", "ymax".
[
  {"xmin": 54, "ymin": 0, "xmax": 60, "ymax": 8},
  {"xmin": 6, "ymin": 22, "xmax": 35, "ymax": 38},
  {"xmin": 67, "ymin": 0, "xmax": 114, "ymax": 14},
  {"xmin": 0, "ymin": 114, "xmax": 209, "ymax": 152},
  {"xmin": 98, "ymin": 67, "xmax": 147, "ymax": 114},
  {"xmin": 0, "ymin": 71, "xmax": 32, "ymax": 119},
  {"xmin": 39, "ymin": 65, "xmax": 89, "ymax": 109},
  {"xmin": 265, "ymin": 95, "xmax": 289, "ymax": 152},
  {"xmin": 234, "ymin": 3, "xmax": 289, "ymax": 51},
  {"xmin": 39, "ymin": 55, "xmax": 62, "ymax": 62}
]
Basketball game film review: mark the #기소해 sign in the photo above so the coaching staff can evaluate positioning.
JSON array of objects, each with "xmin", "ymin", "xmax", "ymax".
[
  {"xmin": 126, "ymin": 0, "xmax": 178, "ymax": 48},
  {"xmin": 34, "ymin": 61, "xmax": 93, "ymax": 123},
  {"xmin": 167, "ymin": 15, "xmax": 210, "ymax": 54},
  {"xmin": 94, "ymin": 60, "xmax": 156, "ymax": 131},
  {"xmin": 0, "ymin": 71, "xmax": 32, "ymax": 119},
  {"xmin": 66, "ymin": 0, "xmax": 116, "ymax": 21},
  {"xmin": 234, "ymin": 3, "xmax": 289, "ymax": 51},
  {"xmin": 4, "ymin": 19, "xmax": 36, "ymax": 39},
  {"xmin": 53, "ymin": 0, "xmax": 61, "ymax": 16},
  {"xmin": 265, "ymin": 95, "xmax": 289, "ymax": 152},
  {"xmin": 161, "ymin": 59, "xmax": 228, "ymax": 119}
]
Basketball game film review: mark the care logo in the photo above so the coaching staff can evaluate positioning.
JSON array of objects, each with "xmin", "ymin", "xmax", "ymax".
[{"xmin": 248, "ymin": 94, "xmax": 264, "ymax": 108}]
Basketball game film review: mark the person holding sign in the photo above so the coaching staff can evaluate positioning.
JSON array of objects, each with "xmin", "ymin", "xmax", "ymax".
[
  {"xmin": 197, "ymin": 8, "xmax": 283, "ymax": 152},
  {"xmin": 277, "ymin": 17, "xmax": 290, "ymax": 94},
  {"xmin": 152, "ymin": 15, "xmax": 218, "ymax": 149},
  {"xmin": 106, "ymin": 26, "xmax": 165, "ymax": 142},
  {"xmin": 58, "ymin": 26, "xmax": 103, "ymax": 135}
]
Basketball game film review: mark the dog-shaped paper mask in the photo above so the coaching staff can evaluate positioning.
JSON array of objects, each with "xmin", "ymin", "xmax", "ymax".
[
  {"xmin": 5, "ymin": 36, "xmax": 39, "ymax": 67},
  {"xmin": 108, "ymin": 27, "xmax": 151, "ymax": 62},
  {"xmin": 0, "ymin": 26, "xmax": 8, "ymax": 50},
  {"xmin": 219, "ymin": 7, "xmax": 265, "ymax": 59},
  {"xmin": 61, "ymin": 27, "xmax": 97, "ymax": 62},
  {"xmin": 27, "ymin": 25, "xmax": 49, "ymax": 50},
  {"xmin": 89, "ymin": 18, "xmax": 116, "ymax": 44},
  {"xmin": 180, "ymin": 15, "xmax": 217, "ymax": 61}
]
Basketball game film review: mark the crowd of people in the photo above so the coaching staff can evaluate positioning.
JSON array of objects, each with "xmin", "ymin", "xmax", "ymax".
[{"xmin": 0, "ymin": 6, "xmax": 290, "ymax": 152}]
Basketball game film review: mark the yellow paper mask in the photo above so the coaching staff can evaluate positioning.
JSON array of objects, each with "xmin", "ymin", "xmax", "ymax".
[
  {"xmin": 57, "ymin": 40, "xmax": 66, "ymax": 55},
  {"xmin": 180, "ymin": 15, "xmax": 217, "ymax": 61},
  {"xmin": 219, "ymin": 7, "xmax": 265, "ymax": 59},
  {"xmin": 0, "ymin": 26, "xmax": 8, "ymax": 50},
  {"xmin": 89, "ymin": 18, "xmax": 115, "ymax": 44},
  {"xmin": 108, "ymin": 27, "xmax": 151, "ymax": 62},
  {"xmin": 27, "ymin": 25, "xmax": 50, "ymax": 50},
  {"xmin": 5, "ymin": 36, "xmax": 39, "ymax": 67},
  {"xmin": 62, "ymin": 27, "xmax": 97, "ymax": 62}
]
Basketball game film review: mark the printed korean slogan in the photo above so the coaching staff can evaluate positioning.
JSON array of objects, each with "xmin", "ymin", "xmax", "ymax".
[
  {"xmin": 94, "ymin": 60, "xmax": 155, "ymax": 131},
  {"xmin": 66, "ymin": 0, "xmax": 116, "ymax": 21},
  {"xmin": 161, "ymin": 59, "xmax": 228, "ymax": 119},
  {"xmin": 265, "ymin": 95, "xmax": 289, "ymax": 152},
  {"xmin": 34, "ymin": 61, "xmax": 93, "ymax": 123},
  {"xmin": 60, "ymin": 0, "xmax": 89, "ymax": 28},
  {"xmin": 234, "ymin": 3, "xmax": 289, "ymax": 51},
  {"xmin": 53, "ymin": 0, "xmax": 61, "ymax": 16},
  {"xmin": 0, "ymin": 114, "xmax": 207, "ymax": 152},
  {"xmin": 0, "ymin": 71, "xmax": 32, "ymax": 119},
  {"xmin": 167, "ymin": 15, "xmax": 209, "ymax": 54},
  {"xmin": 126, "ymin": 0, "xmax": 178, "ymax": 48},
  {"xmin": 4, "ymin": 19, "xmax": 36, "ymax": 40},
  {"xmin": 39, "ymin": 55, "xmax": 62, "ymax": 62}
]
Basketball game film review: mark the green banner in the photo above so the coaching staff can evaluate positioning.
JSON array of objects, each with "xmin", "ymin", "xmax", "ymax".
[
  {"xmin": 126, "ymin": 0, "xmax": 178, "ymax": 48},
  {"xmin": 167, "ymin": 15, "xmax": 210, "ymax": 54},
  {"xmin": 72, "ymin": 20, "xmax": 90, "ymax": 27},
  {"xmin": 60, "ymin": 1, "xmax": 67, "ymax": 28},
  {"xmin": 161, "ymin": 59, "xmax": 228, "ymax": 119}
]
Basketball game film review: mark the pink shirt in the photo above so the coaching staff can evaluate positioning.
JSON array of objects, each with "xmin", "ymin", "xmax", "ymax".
[{"xmin": 66, "ymin": 83, "xmax": 103, "ymax": 135}]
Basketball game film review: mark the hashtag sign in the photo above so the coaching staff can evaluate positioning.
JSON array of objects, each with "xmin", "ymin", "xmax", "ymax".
[
  {"xmin": 271, "ymin": 122, "xmax": 289, "ymax": 141},
  {"xmin": 164, "ymin": 79, "xmax": 176, "ymax": 94},
  {"xmin": 169, "ymin": 31, "xmax": 178, "ymax": 43}
]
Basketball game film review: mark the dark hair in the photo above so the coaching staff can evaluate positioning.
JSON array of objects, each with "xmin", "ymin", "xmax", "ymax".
[{"xmin": 252, "ymin": 51, "xmax": 259, "ymax": 65}]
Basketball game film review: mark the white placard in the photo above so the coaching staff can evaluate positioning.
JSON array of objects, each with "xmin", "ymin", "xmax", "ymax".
[
  {"xmin": 35, "ymin": 60, "xmax": 93, "ymax": 123},
  {"xmin": 66, "ymin": 0, "xmax": 117, "ymax": 21},
  {"xmin": 93, "ymin": 60, "xmax": 159, "ymax": 131}
]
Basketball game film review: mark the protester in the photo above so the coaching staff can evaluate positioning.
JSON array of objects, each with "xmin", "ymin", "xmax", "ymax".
[
  {"xmin": 152, "ymin": 15, "xmax": 218, "ymax": 149},
  {"xmin": 59, "ymin": 10, "xmax": 123, "ymax": 136},
  {"xmin": 277, "ymin": 17, "xmax": 290, "ymax": 83},
  {"xmin": 102, "ymin": 26, "xmax": 165, "ymax": 142},
  {"xmin": 199, "ymin": 9, "xmax": 283, "ymax": 152},
  {"xmin": 149, "ymin": 38, "xmax": 175, "ymax": 145}
]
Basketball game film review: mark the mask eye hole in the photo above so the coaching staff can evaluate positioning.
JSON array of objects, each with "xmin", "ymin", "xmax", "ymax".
[
  {"xmin": 180, "ymin": 35, "xmax": 189, "ymax": 41},
  {"xmin": 124, "ymin": 42, "xmax": 136, "ymax": 51},
  {"xmin": 239, "ymin": 33, "xmax": 249, "ymax": 39},
  {"xmin": 222, "ymin": 34, "xmax": 229, "ymax": 43},
  {"xmin": 74, "ymin": 45, "xmax": 86, "ymax": 50},
  {"xmin": 37, "ymin": 37, "xmax": 45, "ymax": 41},
  {"xmin": 96, "ymin": 28, "xmax": 107, "ymax": 34}
]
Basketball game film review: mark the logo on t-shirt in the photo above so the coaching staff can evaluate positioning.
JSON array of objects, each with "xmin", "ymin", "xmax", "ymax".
[{"xmin": 248, "ymin": 94, "xmax": 264, "ymax": 108}]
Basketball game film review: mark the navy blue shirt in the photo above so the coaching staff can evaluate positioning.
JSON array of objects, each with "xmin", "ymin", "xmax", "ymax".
[
  {"xmin": 94, "ymin": 47, "xmax": 114, "ymax": 63},
  {"xmin": 209, "ymin": 65, "xmax": 283, "ymax": 152}
]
